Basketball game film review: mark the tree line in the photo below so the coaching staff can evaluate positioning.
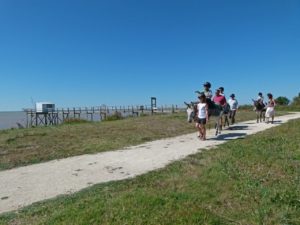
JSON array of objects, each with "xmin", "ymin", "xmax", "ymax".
[{"xmin": 276, "ymin": 93, "xmax": 300, "ymax": 106}]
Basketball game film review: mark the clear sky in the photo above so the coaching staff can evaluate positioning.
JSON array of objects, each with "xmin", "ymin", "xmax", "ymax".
[{"xmin": 0, "ymin": 0, "xmax": 299, "ymax": 111}]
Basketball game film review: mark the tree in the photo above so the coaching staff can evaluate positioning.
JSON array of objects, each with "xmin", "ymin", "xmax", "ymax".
[
  {"xmin": 291, "ymin": 93, "xmax": 300, "ymax": 106},
  {"xmin": 275, "ymin": 96, "xmax": 290, "ymax": 106}
]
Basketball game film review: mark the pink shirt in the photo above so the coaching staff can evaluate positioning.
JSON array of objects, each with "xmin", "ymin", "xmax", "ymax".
[{"xmin": 213, "ymin": 95, "xmax": 226, "ymax": 106}]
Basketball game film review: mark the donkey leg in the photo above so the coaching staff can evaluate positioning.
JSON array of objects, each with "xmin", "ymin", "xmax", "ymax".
[{"xmin": 259, "ymin": 111, "xmax": 262, "ymax": 122}]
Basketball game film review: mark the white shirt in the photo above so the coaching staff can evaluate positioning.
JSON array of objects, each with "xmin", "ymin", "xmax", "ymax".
[
  {"xmin": 228, "ymin": 99, "xmax": 238, "ymax": 110},
  {"xmin": 257, "ymin": 96, "xmax": 264, "ymax": 102},
  {"xmin": 197, "ymin": 103, "xmax": 207, "ymax": 119},
  {"xmin": 203, "ymin": 90, "xmax": 213, "ymax": 99}
]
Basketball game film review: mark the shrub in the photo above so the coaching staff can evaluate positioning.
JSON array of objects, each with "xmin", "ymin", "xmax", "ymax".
[
  {"xmin": 291, "ymin": 93, "xmax": 300, "ymax": 106},
  {"xmin": 105, "ymin": 112, "xmax": 123, "ymax": 121},
  {"xmin": 275, "ymin": 96, "xmax": 290, "ymax": 105}
]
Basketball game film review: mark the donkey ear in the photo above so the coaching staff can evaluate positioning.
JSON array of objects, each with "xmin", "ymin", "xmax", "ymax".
[{"xmin": 184, "ymin": 102, "xmax": 191, "ymax": 108}]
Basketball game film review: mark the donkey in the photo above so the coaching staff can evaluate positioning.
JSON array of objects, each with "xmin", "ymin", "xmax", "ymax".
[
  {"xmin": 252, "ymin": 99, "xmax": 266, "ymax": 123},
  {"xmin": 185, "ymin": 99, "xmax": 224, "ymax": 136}
]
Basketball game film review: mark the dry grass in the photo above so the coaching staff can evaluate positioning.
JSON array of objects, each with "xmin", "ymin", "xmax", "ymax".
[{"xmin": 0, "ymin": 110, "xmax": 284, "ymax": 170}]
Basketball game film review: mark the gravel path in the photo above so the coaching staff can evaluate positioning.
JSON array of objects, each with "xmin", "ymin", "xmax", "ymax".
[{"xmin": 1, "ymin": 113, "xmax": 300, "ymax": 214}]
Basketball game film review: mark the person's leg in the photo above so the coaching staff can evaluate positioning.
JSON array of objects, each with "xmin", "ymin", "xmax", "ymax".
[
  {"xmin": 196, "ymin": 123, "xmax": 201, "ymax": 137},
  {"xmin": 199, "ymin": 122, "xmax": 205, "ymax": 140},
  {"xmin": 232, "ymin": 110, "xmax": 236, "ymax": 124},
  {"xmin": 265, "ymin": 108, "xmax": 270, "ymax": 123},
  {"xmin": 202, "ymin": 124, "xmax": 206, "ymax": 140},
  {"xmin": 199, "ymin": 123, "xmax": 204, "ymax": 138},
  {"xmin": 225, "ymin": 114, "xmax": 229, "ymax": 127}
]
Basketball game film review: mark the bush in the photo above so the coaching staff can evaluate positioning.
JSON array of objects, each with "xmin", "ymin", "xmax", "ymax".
[
  {"xmin": 275, "ymin": 96, "xmax": 290, "ymax": 105},
  {"xmin": 291, "ymin": 93, "xmax": 300, "ymax": 106},
  {"xmin": 105, "ymin": 112, "xmax": 123, "ymax": 121}
]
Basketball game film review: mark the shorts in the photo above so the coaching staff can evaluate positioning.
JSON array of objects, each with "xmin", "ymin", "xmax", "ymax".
[{"xmin": 197, "ymin": 118, "xmax": 207, "ymax": 125}]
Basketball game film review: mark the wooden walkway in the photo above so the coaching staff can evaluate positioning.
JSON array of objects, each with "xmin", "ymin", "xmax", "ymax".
[{"xmin": 23, "ymin": 105, "xmax": 184, "ymax": 127}]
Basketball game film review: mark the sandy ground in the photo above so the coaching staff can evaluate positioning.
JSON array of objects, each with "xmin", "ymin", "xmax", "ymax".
[{"xmin": 1, "ymin": 113, "xmax": 300, "ymax": 214}]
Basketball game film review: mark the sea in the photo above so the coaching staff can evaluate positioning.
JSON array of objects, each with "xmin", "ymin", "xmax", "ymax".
[
  {"xmin": 0, "ymin": 110, "xmax": 136, "ymax": 130},
  {"xmin": 0, "ymin": 111, "xmax": 27, "ymax": 130}
]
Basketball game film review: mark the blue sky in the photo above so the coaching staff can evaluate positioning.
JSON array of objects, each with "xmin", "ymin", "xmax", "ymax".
[{"xmin": 0, "ymin": 0, "xmax": 299, "ymax": 111}]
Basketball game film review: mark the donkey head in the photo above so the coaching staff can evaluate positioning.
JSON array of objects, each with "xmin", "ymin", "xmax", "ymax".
[{"xmin": 184, "ymin": 102, "xmax": 197, "ymax": 123}]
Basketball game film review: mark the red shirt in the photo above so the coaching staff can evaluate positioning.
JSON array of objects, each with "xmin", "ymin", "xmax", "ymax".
[{"xmin": 213, "ymin": 95, "xmax": 226, "ymax": 106}]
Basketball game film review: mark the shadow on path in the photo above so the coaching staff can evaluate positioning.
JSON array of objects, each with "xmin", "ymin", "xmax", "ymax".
[
  {"xmin": 227, "ymin": 125, "xmax": 249, "ymax": 131},
  {"xmin": 210, "ymin": 132, "xmax": 247, "ymax": 141},
  {"xmin": 270, "ymin": 120, "xmax": 282, "ymax": 124}
]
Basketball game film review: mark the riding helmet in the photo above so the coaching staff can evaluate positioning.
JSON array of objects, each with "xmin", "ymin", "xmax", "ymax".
[{"xmin": 203, "ymin": 82, "xmax": 211, "ymax": 88}]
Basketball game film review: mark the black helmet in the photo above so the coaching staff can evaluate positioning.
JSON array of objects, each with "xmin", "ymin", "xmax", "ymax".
[
  {"xmin": 219, "ymin": 87, "xmax": 224, "ymax": 92},
  {"xmin": 203, "ymin": 82, "xmax": 211, "ymax": 88},
  {"xmin": 258, "ymin": 92, "xmax": 263, "ymax": 96}
]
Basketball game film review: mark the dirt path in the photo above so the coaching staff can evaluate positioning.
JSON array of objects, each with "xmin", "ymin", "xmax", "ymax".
[{"xmin": 1, "ymin": 113, "xmax": 300, "ymax": 214}]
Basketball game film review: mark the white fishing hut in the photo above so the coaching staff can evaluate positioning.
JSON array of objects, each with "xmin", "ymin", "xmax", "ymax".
[{"xmin": 35, "ymin": 102, "xmax": 55, "ymax": 113}]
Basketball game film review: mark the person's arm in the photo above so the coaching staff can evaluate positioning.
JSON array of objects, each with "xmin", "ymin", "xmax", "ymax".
[
  {"xmin": 207, "ymin": 90, "xmax": 212, "ymax": 99},
  {"xmin": 196, "ymin": 104, "xmax": 199, "ymax": 117},
  {"xmin": 205, "ymin": 104, "xmax": 209, "ymax": 121},
  {"xmin": 222, "ymin": 96, "xmax": 227, "ymax": 106}
]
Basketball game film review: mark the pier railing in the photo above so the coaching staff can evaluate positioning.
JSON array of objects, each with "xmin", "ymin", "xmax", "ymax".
[{"xmin": 23, "ymin": 104, "xmax": 185, "ymax": 128}]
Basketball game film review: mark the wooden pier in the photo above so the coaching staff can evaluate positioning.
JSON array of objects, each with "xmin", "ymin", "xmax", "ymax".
[{"xmin": 24, "ymin": 104, "xmax": 183, "ymax": 128}]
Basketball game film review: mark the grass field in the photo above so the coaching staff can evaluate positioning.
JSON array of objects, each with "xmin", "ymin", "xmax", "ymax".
[
  {"xmin": 0, "ymin": 116, "xmax": 299, "ymax": 224},
  {"xmin": 0, "ymin": 110, "xmax": 271, "ymax": 171}
]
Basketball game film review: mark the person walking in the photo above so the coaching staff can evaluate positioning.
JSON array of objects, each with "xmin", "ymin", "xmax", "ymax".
[
  {"xmin": 218, "ymin": 86, "xmax": 229, "ymax": 126},
  {"xmin": 213, "ymin": 89, "xmax": 227, "ymax": 133},
  {"xmin": 265, "ymin": 93, "xmax": 276, "ymax": 123},
  {"xmin": 219, "ymin": 87, "xmax": 225, "ymax": 97},
  {"xmin": 228, "ymin": 94, "xmax": 238, "ymax": 124},
  {"xmin": 196, "ymin": 94, "xmax": 209, "ymax": 140}
]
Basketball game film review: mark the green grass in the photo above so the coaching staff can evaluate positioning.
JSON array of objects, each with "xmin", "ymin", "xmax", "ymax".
[
  {"xmin": 0, "ymin": 115, "xmax": 299, "ymax": 225},
  {"xmin": 0, "ymin": 110, "xmax": 267, "ymax": 171}
]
